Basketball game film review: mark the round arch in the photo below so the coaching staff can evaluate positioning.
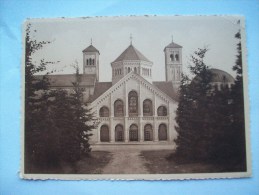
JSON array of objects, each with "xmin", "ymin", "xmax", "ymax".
[
  {"xmin": 115, "ymin": 124, "xmax": 124, "ymax": 142},
  {"xmin": 158, "ymin": 123, "xmax": 167, "ymax": 141},
  {"xmin": 128, "ymin": 90, "xmax": 138, "ymax": 116},
  {"xmin": 100, "ymin": 125, "xmax": 109, "ymax": 142},
  {"xmin": 99, "ymin": 106, "xmax": 109, "ymax": 117},
  {"xmin": 157, "ymin": 105, "xmax": 167, "ymax": 116},
  {"xmin": 143, "ymin": 99, "xmax": 153, "ymax": 116},
  {"xmin": 129, "ymin": 124, "xmax": 138, "ymax": 141},
  {"xmin": 114, "ymin": 99, "xmax": 124, "ymax": 117},
  {"xmin": 144, "ymin": 124, "xmax": 153, "ymax": 141}
]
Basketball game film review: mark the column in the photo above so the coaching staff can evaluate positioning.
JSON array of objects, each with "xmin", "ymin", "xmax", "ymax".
[
  {"xmin": 168, "ymin": 102, "xmax": 172, "ymax": 142},
  {"xmin": 124, "ymin": 81, "xmax": 129, "ymax": 142},
  {"xmin": 153, "ymin": 93, "xmax": 158, "ymax": 141},
  {"xmin": 110, "ymin": 94, "xmax": 115, "ymax": 143},
  {"xmin": 139, "ymin": 118, "xmax": 143, "ymax": 142},
  {"xmin": 139, "ymin": 83, "xmax": 144, "ymax": 142},
  {"xmin": 96, "ymin": 104, "xmax": 100, "ymax": 143}
]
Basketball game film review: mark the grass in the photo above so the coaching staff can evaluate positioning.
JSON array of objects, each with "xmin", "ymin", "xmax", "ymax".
[
  {"xmin": 26, "ymin": 151, "xmax": 112, "ymax": 174},
  {"xmin": 140, "ymin": 150, "xmax": 246, "ymax": 174}
]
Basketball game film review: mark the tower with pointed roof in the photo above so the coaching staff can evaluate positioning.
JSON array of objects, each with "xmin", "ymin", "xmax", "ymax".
[
  {"xmin": 164, "ymin": 37, "xmax": 183, "ymax": 90},
  {"xmin": 82, "ymin": 41, "xmax": 100, "ymax": 81},
  {"xmin": 111, "ymin": 36, "xmax": 153, "ymax": 84}
]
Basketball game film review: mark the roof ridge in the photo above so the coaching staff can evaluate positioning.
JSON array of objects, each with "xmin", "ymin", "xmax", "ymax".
[{"xmin": 113, "ymin": 44, "xmax": 151, "ymax": 63}]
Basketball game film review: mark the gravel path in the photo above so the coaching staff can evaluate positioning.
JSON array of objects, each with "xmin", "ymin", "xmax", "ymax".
[
  {"xmin": 102, "ymin": 150, "xmax": 149, "ymax": 174},
  {"xmin": 92, "ymin": 144, "xmax": 176, "ymax": 174}
]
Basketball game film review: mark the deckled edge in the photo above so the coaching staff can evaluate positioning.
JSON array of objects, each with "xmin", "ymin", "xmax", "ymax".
[{"xmin": 19, "ymin": 15, "xmax": 252, "ymax": 180}]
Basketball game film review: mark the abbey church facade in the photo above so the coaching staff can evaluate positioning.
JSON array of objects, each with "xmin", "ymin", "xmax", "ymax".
[{"xmin": 44, "ymin": 38, "xmax": 234, "ymax": 145}]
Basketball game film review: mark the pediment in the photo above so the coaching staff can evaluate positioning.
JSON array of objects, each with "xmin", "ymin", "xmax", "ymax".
[{"xmin": 91, "ymin": 72, "xmax": 176, "ymax": 106}]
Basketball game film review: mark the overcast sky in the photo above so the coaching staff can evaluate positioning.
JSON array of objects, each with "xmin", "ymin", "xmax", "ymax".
[{"xmin": 29, "ymin": 15, "xmax": 242, "ymax": 82}]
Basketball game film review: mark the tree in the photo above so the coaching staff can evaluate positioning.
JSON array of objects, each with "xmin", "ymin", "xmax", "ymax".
[
  {"xmin": 24, "ymin": 23, "xmax": 54, "ymax": 170},
  {"xmin": 51, "ymin": 64, "xmax": 95, "ymax": 163},
  {"xmin": 228, "ymin": 29, "xmax": 246, "ymax": 169},
  {"xmin": 174, "ymin": 48, "xmax": 214, "ymax": 162},
  {"xmin": 174, "ymin": 40, "xmax": 246, "ymax": 170}
]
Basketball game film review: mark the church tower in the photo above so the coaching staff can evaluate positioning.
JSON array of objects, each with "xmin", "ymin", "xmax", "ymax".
[
  {"xmin": 164, "ymin": 37, "xmax": 182, "ymax": 90},
  {"xmin": 111, "ymin": 35, "xmax": 153, "ymax": 85},
  {"xmin": 82, "ymin": 40, "xmax": 100, "ymax": 81}
]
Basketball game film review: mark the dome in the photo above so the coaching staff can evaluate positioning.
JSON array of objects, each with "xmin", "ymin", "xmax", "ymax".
[
  {"xmin": 192, "ymin": 68, "xmax": 235, "ymax": 84},
  {"xmin": 209, "ymin": 68, "xmax": 235, "ymax": 83}
]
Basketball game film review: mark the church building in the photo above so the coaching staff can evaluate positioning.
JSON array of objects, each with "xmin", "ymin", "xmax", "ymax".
[{"xmin": 42, "ymin": 37, "xmax": 234, "ymax": 145}]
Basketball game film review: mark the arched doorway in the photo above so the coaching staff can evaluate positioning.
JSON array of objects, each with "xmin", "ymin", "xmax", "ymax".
[
  {"xmin": 158, "ymin": 124, "xmax": 167, "ymax": 141},
  {"xmin": 129, "ymin": 124, "xmax": 138, "ymax": 141},
  {"xmin": 144, "ymin": 124, "xmax": 153, "ymax": 141},
  {"xmin": 100, "ymin": 125, "xmax": 109, "ymax": 142},
  {"xmin": 115, "ymin": 124, "xmax": 124, "ymax": 142}
]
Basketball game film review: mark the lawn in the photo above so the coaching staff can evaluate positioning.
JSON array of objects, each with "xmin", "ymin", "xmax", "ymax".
[
  {"xmin": 140, "ymin": 150, "xmax": 245, "ymax": 174},
  {"xmin": 25, "ymin": 151, "xmax": 112, "ymax": 174}
]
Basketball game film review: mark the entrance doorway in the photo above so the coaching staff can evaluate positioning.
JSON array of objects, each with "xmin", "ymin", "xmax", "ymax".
[
  {"xmin": 129, "ymin": 124, "xmax": 138, "ymax": 141},
  {"xmin": 115, "ymin": 124, "xmax": 124, "ymax": 142},
  {"xmin": 100, "ymin": 125, "xmax": 109, "ymax": 142},
  {"xmin": 158, "ymin": 124, "xmax": 167, "ymax": 141},
  {"xmin": 144, "ymin": 124, "xmax": 153, "ymax": 141}
]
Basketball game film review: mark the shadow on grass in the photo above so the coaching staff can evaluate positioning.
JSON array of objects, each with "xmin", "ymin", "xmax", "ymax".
[
  {"xmin": 25, "ymin": 151, "xmax": 113, "ymax": 174},
  {"xmin": 140, "ymin": 150, "xmax": 246, "ymax": 174}
]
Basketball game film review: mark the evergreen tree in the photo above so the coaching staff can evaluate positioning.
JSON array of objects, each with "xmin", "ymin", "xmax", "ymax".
[
  {"xmin": 54, "ymin": 64, "xmax": 95, "ymax": 163},
  {"xmin": 25, "ymin": 24, "xmax": 95, "ymax": 172},
  {"xmin": 174, "ymin": 38, "xmax": 246, "ymax": 170},
  {"xmin": 229, "ymin": 29, "xmax": 246, "ymax": 169},
  {"xmin": 24, "ymin": 23, "xmax": 55, "ymax": 170},
  {"xmin": 174, "ymin": 48, "xmax": 214, "ymax": 162}
]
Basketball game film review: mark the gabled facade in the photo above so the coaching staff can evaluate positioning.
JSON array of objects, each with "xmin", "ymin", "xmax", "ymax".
[{"xmin": 89, "ymin": 71, "xmax": 178, "ymax": 144}]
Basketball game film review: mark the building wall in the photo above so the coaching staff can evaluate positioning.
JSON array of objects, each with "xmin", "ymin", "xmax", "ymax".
[{"xmin": 89, "ymin": 77, "xmax": 178, "ymax": 144}]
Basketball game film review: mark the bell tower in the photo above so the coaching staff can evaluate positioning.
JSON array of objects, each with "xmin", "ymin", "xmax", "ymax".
[
  {"xmin": 164, "ymin": 36, "xmax": 182, "ymax": 90},
  {"xmin": 82, "ymin": 39, "xmax": 100, "ymax": 81}
]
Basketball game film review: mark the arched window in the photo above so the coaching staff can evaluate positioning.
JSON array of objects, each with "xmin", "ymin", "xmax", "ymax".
[
  {"xmin": 100, "ymin": 125, "xmax": 109, "ymax": 142},
  {"xmin": 143, "ymin": 99, "xmax": 153, "ymax": 116},
  {"xmin": 115, "ymin": 124, "xmax": 124, "ymax": 142},
  {"xmin": 134, "ymin": 67, "xmax": 137, "ymax": 73},
  {"xmin": 99, "ymin": 106, "xmax": 109, "ymax": 117},
  {"xmin": 175, "ymin": 54, "xmax": 179, "ymax": 61},
  {"xmin": 129, "ymin": 124, "xmax": 138, "ymax": 141},
  {"xmin": 170, "ymin": 54, "xmax": 174, "ymax": 61},
  {"xmin": 92, "ymin": 58, "xmax": 95, "ymax": 65},
  {"xmin": 144, "ymin": 124, "xmax": 153, "ymax": 141},
  {"xmin": 86, "ymin": 59, "xmax": 89, "ymax": 65},
  {"xmin": 158, "ymin": 124, "xmax": 167, "ymax": 141},
  {"xmin": 128, "ymin": 91, "xmax": 138, "ymax": 116},
  {"xmin": 128, "ymin": 67, "xmax": 131, "ymax": 73},
  {"xmin": 114, "ymin": 99, "xmax": 124, "ymax": 117},
  {"xmin": 157, "ymin": 106, "xmax": 167, "ymax": 116}
]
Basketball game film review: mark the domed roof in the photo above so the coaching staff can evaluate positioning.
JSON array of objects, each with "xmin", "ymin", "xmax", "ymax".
[
  {"xmin": 209, "ymin": 68, "xmax": 235, "ymax": 83},
  {"xmin": 113, "ymin": 44, "xmax": 151, "ymax": 63},
  {"xmin": 192, "ymin": 68, "xmax": 235, "ymax": 84},
  {"xmin": 82, "ymin": 44, "xmax": 100, "ymax": 54}
]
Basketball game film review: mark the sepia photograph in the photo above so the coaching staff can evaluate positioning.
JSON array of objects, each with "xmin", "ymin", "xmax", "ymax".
[{"xmin": 21, "ymin": 15, "xmax": 250, "ymax": 180}]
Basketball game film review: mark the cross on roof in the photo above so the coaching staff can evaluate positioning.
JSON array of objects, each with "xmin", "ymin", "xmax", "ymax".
[
  {"xmin": 171, "ymin": 35, "xmax": 173, "ymax": 43},
  {"xmin": 91, "ymin": 38, "xmax": 92, "ymax": 45},
  {"xmin": 130, "ymin": 33, "xmax": 133, "ymax": 45}
]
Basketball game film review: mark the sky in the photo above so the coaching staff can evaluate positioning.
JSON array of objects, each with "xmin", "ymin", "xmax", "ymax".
[{"xmin": 28, "ymin": 15, "xmax": 243, "ymax": 82}]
